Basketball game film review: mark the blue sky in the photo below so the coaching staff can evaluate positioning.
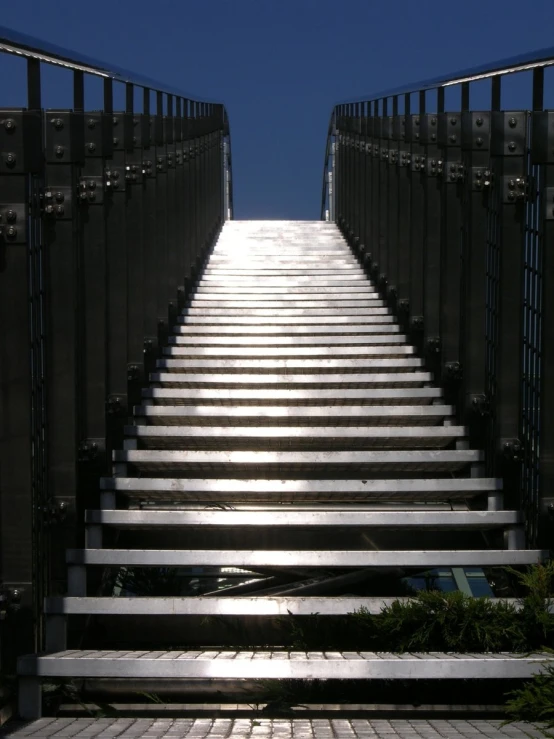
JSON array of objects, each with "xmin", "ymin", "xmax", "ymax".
[{"xmin": 2, "ymin": 0, "xmax": 554, "ymax": 219}]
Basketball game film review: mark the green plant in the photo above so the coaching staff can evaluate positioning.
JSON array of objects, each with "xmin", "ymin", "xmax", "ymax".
[{"xmin": 505, "ymin": 657, "xmax": 554, "ymax": 737}]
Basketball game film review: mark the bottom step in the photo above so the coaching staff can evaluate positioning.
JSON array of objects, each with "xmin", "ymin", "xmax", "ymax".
[
  {"xmin": 19, "ymin": 650, "xmax": 553, "ymax": 679},
  {"xmin": 3, "ymin": 718, "xmax": 547, "ymax": 739}
]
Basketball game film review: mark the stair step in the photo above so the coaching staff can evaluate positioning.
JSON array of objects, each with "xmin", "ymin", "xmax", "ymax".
[
  {"xmin": 182, "ymin": 314, "xmax": 392, "ymax": 324},
  {"xmin": 186, "ymin": 308, "xmax": 392, "ymax": 316},
  {"xmin": 43, "ymin": 596, "xmax": 413, "ymax": 615},
  {"xmin": 66, "ymin": 549, "xmax": 545, "ymax": 568},
  {"xmin": 169, "ymin": 334, "xmax": 403, "ymax": 346},
  {"xmin": 114, "ymin": 449, "xmax": 481, "ymax": 475},
  {"xmin": 141, "ymin": 388, "xmax": 440, "ymax": 405},
  {"xmin": 199, "ymin": 276, "xmax": 368, "ymax": 284},
  {"xmin": 6, "ymin": 718, "xmax": 546, "ymax": 738},
  {"xmin": 100, "ymin": 477, "xmax": 499, "ymax": 503},
  {"xmin": 47, "ymin": 594, "xmax": 534, "ymax": 617},
  {"xmin": 150, "ymin": 372, "xmax": 431, "ymax": 387},
  {"xmin": 188, "ymin": 301, "xmax": 384, "ymax": 310},
  {"xmin": 134, "ymin": 404, "xmax": 453, "ymax": 425},
  {"xmin": 194, "ymin": 284, "xmax": 368, "ymax": 292},
  {"xmin": 84, "ymin": 510, "xmax": 519, "ymax": 529},
  {"xmin": 157, "ymin": 358, "xmax": 424, "ymax": 372},
  {"xmin": 19, "ymin": 649, "xmax": 552, "ymax": 681},
  {"xmin": 176, "ymin": 324, "xmax": 396, "ymax": 334},
  {"xmin": 202, "ymin": 269, "xmax": 366, "ymax": 276},
  {"xmin": 190, "ymin": 296, "xmax": 381, "ymax": 305},
  {"xmin": 163, "ymin": 346, "xmax": 414, "ymax": 358},
  {"xmin": 124, "ymin": 425, "xmax": 464, "ymax": 450}
]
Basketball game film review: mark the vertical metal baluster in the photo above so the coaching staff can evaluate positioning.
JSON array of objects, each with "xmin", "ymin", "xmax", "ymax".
[
  {"xmin": 461, "ymin": 93, "xmax": 491, "ymax": 444},
  {"xmin": 387, "ymin": 96, "xmax": 399, "ymax": 311},
  {"xmin": 77, "ymin": 77, "xmax": 114, "ymax": 517},
  {"xmin": 155, "ymin": 91, "xmax": 168, "ymax": 349},
  {"xmin": 488, "ymin": 82, "xmax": 527, "ymax": 509},
  {"xmin": 408, "ymin": 94, "xmax": 425, "ymax": 348},
  {"xmin": 396, "ymin": 94, "xmax": 411, "ymax": 330},
  {"xmin": 439, "ymin": 87, "xmax": 464, "ymax": 404},
  {"xmin": 42, "ymin": 70, "xmax": 85, "ymax": 607},
  {"xmin": 529, "ymin": 68, "xmax": 553, "ymax": 547}
]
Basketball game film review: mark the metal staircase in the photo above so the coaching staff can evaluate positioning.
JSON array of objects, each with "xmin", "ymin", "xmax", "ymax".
[{"xmin": 17, "ymin": 221, "xmax": 551, "ymax": 720}]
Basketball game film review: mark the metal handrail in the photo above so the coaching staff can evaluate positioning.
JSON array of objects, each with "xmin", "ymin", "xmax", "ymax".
[
  {"xmin": 0, "ymin": 23, "xmax": 219, "ymax": 102},
  {"xmin": 320, "ymin": 44, "xmax": 554, "ymax": 218}
]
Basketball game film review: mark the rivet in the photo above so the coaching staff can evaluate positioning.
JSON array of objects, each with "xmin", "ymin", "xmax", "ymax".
[
  {"xmin": 476, "ymin": 137, "xmax": 483, "ymax": 147},
  {"xmin": 6, "ymin": 210, "xmax": 17, "ymax": 223},
  {"xmin": 4, "ymin": 118, "xmax": 16, "ymax": 131},
  {"xmin": 55, "ymin": 192, "xmax": 64, "ymax": 203},
  {"xmin": 87, "ymin": 143, "xmax": 96, "ymax": 153},
  {"xmin": 55, "ymin": 145, "xmax": 64, "ymax": 157},
  {"xmin": 5, "ymin": 153, "xmax": 16, "ymax": 165},
  {"xmin": 113, "ymin": 137, "xmax": 119, "ymax": 146},
  {"xmin": 508, "ymin": 142, "xmax": 516, "ymax": 152},
  {"xmin": 476, "ymin": 117, "xmax": 484, "ymax": 126},
  {"xmin": 450, "ymin": 117, "xmax": 457, "ymax": 125},
  {"xmin": 87, "ymin": 119, "xmax": 96, "ymax": 129},
  {"xmin": 508, "ymin": 117, "xmax": 517, "ymax": 128},
  {"xmin": 6, "ymin": 226, "xmax": 17, "ymax": 238}
]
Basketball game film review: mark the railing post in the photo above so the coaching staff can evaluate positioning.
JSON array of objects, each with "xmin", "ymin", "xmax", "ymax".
[
  {"xmin": 386, "ymin": 97, "xmax": 399, "ymax": 310},
  {"xmin": 140, "ymin": 88, "xmax": 159, "ymax": 390},
  {"xmin": 529, "ymin": 70, "xmax": 553, "ymax": 547},
  {"xmin": 460, "ymin": 106, "xmax": 492, "ymax": 441},
  {"xmin": 438, "ymin": 100, "xmax": 464, "ymax": 400},
  {"xmin": 42, "ymin": 74, "xmax": 85, "ymax": 596},
  {"xmin": 396, "ymin": 95, "xmax": 411, "ymax": 329},
  {"xmin": 154, "ymin": 92, "xmax": 169, "ymax": 350},
  {"xmin": 76, "ymin": 79, "xmax": 114, "ymax": 515},
  {"xmin": 0, "ymin": 65, "xmax": 44, "ymax": 662},
  {"xmin": 104, "ymin": 85, "xmax": 133, "ymax": 457},
  {"xmin": 406, "ymin": 99, "xmax": 424, "ymax": 348},
  {"xmin": 165, "ymin": 94, "xmax": 179, "ymax": 334},
  {"xmin": 377, "ymin": 98, "xmax": 389, "ymax": 294},
  {"xmin": 486, "ymin": 92, "xmax": 527, "ymax": 509},
  {"xmin": 420, "ymin": 91, "xmax": 442, "ymax": 375}
]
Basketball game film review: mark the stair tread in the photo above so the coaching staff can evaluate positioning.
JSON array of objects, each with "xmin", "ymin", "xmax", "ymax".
[
  {"xmin": 163, "ymin": 346, "xmax": 415, "ymax": 357},
  {"xmin": 3, "ymin": 719, "xmax": 547, "ymax": 739},
  {"xmin": 46, "ymin": 594, "xmax": 530, "ymax": 615},
  {"xmin": 169, "ymin": 334, "xmax": 404, "ymax": 345},
  {"xmin": 150, "ymin": 373, "xmax": 430, "ymax": 387},
  {"xmin": 84, "ymin": 510, "xmax": 518, "ymax": 527},
  {"xmin": 66, "ymin": 549, "xmax": 545, "ymax": 567}
]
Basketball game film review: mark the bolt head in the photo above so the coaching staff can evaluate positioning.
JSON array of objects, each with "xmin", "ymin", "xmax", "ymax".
[
  {"xmin": 6, "ymin": 153, "xmax": 16, "ymax": 164},
  {"xmin": 508, "ymin": 117, "xmax": 517, "ymax": 128},
  {"xmin": 4, "ymin": 118, "xmax": 16, "ymax": 131},
  {"xmin": 55, "ymin": 205, "xmax": 64, "ymax": 216},
  {"xmin": 55, "ymin": 192, "xmax": 65, "ymax": 203},
  {"xmin": 88, "ymin": 180, "xmax": 96, "ymax": 190},
  {"xmin": 88, "ymin": 143, "xmax": 96, "ymax": 153},
  {"xmin": 87, "ymin": 119, "xmax": 96, "ymax": 129},
  {"xmin": 113, "ymin": 137, "xmax": 119, "ymax": 146},
  {"xmin": 508, "ymin": 142, "xmax": 516, "ymax": 152},
  {"xmin": 6, "ymin": 210, "xmax": 16, "ymax": 223},
  {"xmin": 6, "ymin": 226, "xmax": 16, "ymax": 237},
  {"xmin": 476, "ymin": 117, "xmax": 484, "ymax": 126},
  {"xmin": 55, "ymin": 145, "xmax": 65, "ymax": 157}
]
